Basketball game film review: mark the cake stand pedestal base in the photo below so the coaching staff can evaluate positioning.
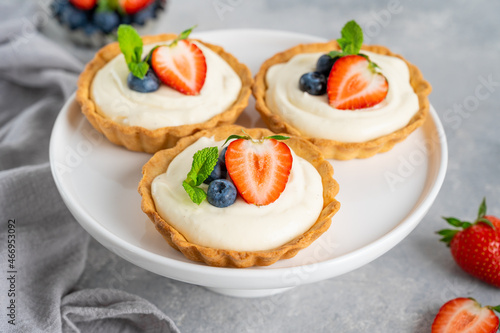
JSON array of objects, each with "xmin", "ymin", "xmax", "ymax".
[{"xmin": 205, "ymin": 286, "xmax": 294, "ymax": 298}]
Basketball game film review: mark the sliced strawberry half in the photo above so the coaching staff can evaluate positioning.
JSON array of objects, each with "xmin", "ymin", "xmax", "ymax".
[
  {"xmin": 151, "ymin": 40, "xmax": 207, "ymax": 95},
  {"xmin": 69, "ymin": 0, "xmax": 97, "ymax": 10},
  {"xmin": 225, "ymin": 138, "xmax": 293, "ymax": 206},
  {"xmin": 327, "ymin": 54, "xmax": 388, "ymax": 110},
  {"xmin": 431, "ymin": 298, "xmax": 500, "ymax": 333},
  {"xmin": 119, "ymin": 0, "xmax": 153, "ymax": 14}
]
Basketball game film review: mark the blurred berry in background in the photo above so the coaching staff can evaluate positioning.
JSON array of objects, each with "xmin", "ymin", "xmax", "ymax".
[{"xmin": 50, "ymin": 0, "xmax": 167, "ymax": 47}]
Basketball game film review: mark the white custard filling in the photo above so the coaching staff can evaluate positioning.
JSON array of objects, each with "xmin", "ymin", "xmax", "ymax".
[
  {"xmin": 151, "ymin": 137, "xmax": 324, "ymax": 252},
  {"xmin": 265, "ymin": 51, "xmax": 419, "ymax": 142},
  {"xmin": 92, "ymin": 41, "xmax": 242, "ymax": 130}
]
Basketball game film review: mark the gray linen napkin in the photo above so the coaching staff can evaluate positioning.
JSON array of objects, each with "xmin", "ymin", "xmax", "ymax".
[{"xmin": 0, "ymin": 3, "xmax": 180, "ymax": 333}]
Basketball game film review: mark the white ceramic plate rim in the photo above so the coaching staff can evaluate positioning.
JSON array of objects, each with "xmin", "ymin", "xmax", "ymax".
[{"xmin": 50, "ymin": 29, "xmax": 447, "ymax": 290}]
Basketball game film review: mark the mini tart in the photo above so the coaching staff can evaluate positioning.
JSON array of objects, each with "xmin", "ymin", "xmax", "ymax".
[
  {"xmin": 77, "ymin": 34, "xmax": 253, "ymax": 153},
  {"xmin": 253, "ymin": 41, "xmax": 432, "ymax": 160},
  {"xmin": 138, "ymin": 125, "xmax": 340, "ymax": 268}
]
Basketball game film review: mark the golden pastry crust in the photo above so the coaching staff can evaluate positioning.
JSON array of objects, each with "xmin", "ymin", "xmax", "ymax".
[
  {"xmin": 252, "ymin": 41, "xmax": 432, "ymax": 160},
  {"xmin": 138, "ymin": 125, "xmax": 340, "ymax": 268},
  {"xmin": 76, "ymin": 34, "xmax": 253, "ymax": 153}
]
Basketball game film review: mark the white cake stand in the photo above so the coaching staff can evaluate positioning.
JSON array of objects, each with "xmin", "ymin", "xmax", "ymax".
[{"xmin": 50, "ymin": 30, "xmax": 447, "ymax": 298}]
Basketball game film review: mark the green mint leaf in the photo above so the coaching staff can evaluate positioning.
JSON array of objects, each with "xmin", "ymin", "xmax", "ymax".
[
  {"xmin": 222, "ymin": 134, "xmax": 250, "ymax": 147},
  {"xmin": 337, "ymin": 20, "xmax": 363, "ymax": 55},
  {"xmin": 264, "ymin": 135, "xmax": 290, "ymax": 141},
  {"xmin": 327, "ymin": 50, "xmax": 343, "ymax": 59},
  {"xmin": 182, "ymin": 181, "xmax": 207, "ymax": 205},
  {"xmin": 117, "ymin": 25, "xmax": 148, "ymax": 78},
  {"xmin": 186, "ymin": 146, "xmax": 218, "ymax": 186},
  {"xmin": 182, "ymin": 146, "xmax": 218, "ymax": 205},
  {"xmin": 184, "ymin": 172, "xmax": 196, "ymax": 187},
  {"xmin": 133, "ymin": 46, "xmax": 142, "ymax": 63},
  {"xmin": 129, "ymin": 61, "xmax": 149, "ymax": 79},
  {"xmin": 477, "ymin": 197, "xmax": 487, "ymax": 219},
  {"xmin": 118, "ymin": 25, "xmax": 143, "ymax": 64}
]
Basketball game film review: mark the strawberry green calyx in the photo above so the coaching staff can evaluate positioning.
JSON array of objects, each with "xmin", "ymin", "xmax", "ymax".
[
  {"xmin": 222, "ymin": 132, "xmax": 290, "ymax": 147},
  {"xmin": 264, "ymin": 135, "xmax": 290, "ymax": 141},
  {"xmin": 470, "ymin": 299, "xmax": 500, "ymax": 321},
  {"xmin": 222, "ymin": 134, "xmax": 251, "ymax": 146},
  {"xmin": 466, "ymin": 297, "xmax": 497, "ymax": 308},
  {"xmin": 142, "ymin": 25, "xmax": 198, "ymax": 66},
  {"xmin": 489, "ymin": 305, "xmax": 500, "ymax": 313},
  {"xmin": 437, "ymin": 197, "xmax": 495, "ymax": 246},
  {"xmin": 359, "ymin": 53, "xmax": 381, "ymax": 72},
  {"xmin": 169, "ymin": 25, "xmax": 197, "ymax": 48},
  {"xmin": 475, "ymin": 197, "xmax": 495, "ymax": 227}
]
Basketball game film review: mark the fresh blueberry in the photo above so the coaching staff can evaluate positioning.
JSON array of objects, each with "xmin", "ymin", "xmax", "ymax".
[
  {"xmin": 93, "ymin": 11, "xmax": 120, "ymax": 34},
  {"xmin": 316, "ymin": 54, "xmax": 338, "ymax": 75},
  {"xmin": 207, "ymin": 179, "xmax": 237, "ymax": 208},
  {"xmin": 127, "ymin": 69, "xmax": 160, "ymax": 93},
  {"xmin": 299, "ymin": 71, "xmax": 327, "ymax": 96},
  {"xmin": 50, "ymin": 0, "xmax": 69, "ymax": 18},
  {"xmin": 60, "ymin": 4, "xmax": 88, "ymax": 30},
  {"xmin": 203, "ymin": 147, "xmax": 228, "ymax": 184},
  {"xmin": 219, "ymin": 147, "xmax": 227, "ymax": 162},
  {"xmin": 83, "ymin": 22, "xmax": 98, "ymax": 35},
  {"xmin": 121, "ymin": 14, "xmax": 133, "ymax": 25},
  {"xmin": 132, "ymin": 3, "xmax": 156, "ymax": 26},
  {"xmin": 203, "ymin": 160, "xmax": 225, "ymax": 184}
]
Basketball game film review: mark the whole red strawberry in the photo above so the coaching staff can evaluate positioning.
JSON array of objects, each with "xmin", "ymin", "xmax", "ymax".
[
  {"xmin": 438, "ymin": 198, "xmax": 500, "ymax": 288},
  {"xmin": 119, "ymin": 0, "xmax": 153, "ymax": 14},
  {"xmin": 431, "ymin": 298, "xmax": 500, "ymax": 333},
  {"xmin": 69, "ymin": 0, "xmax": 97, "ymax": 10}
]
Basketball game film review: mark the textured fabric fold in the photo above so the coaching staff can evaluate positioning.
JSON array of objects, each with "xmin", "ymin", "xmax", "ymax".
[
  {"xmin": 0, "ymin": 3, "xmax": 179, "ymax": 332},
  {"xmin": 61, "ymin": 289, "xmax": 180, "ymax": 333}
]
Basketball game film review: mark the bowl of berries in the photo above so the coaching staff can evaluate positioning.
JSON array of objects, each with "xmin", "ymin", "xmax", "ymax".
[{"xmin": 50, "ymin": 0, "xmax": 167, "ymax": 48}]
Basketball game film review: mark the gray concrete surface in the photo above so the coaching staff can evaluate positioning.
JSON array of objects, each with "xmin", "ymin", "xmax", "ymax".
[{"xmin": 48, "ymin": 1, "xmax": 500, "ymax": 332}]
